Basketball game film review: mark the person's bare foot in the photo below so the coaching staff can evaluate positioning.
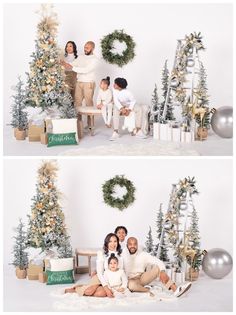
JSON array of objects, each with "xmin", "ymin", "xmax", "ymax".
[{"xmin": 65, "ymin": 287, "xmax": 76, "ymax": 294}]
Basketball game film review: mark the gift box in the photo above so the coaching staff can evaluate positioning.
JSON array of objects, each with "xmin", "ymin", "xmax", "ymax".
[
  {"xmin": 28, "ymin": 121, "xmax": 45, "ymax": 142},
  {"xmin": 40, "ymin": 133, "xmax": 48, "ymax": 145},
  {"xmin": 45, "ymin": 119, "xmax": 53, "ymax": 133},
  {"xmin": 27, "ymin": 261, "xmax": 44, "ymax": 280},
  {"xmin": 159, "ymin": 123, "xmax": 168, "ymax": 141},
  {"xmin": 153, "ymin": 122, "xmax": 160, "ymax": 139},
  {"xmin": 38, "ymin": 272, "xmax": 48, "ymax": 283}
]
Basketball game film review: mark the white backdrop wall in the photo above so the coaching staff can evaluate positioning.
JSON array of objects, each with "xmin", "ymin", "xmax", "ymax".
[
  {"xmin": 3, "ymin": 158, "xmax": 233, "ymax": 265},
  {"xmin": 3, "ymin": 3, "xmax": 233, "ymax": 124}
]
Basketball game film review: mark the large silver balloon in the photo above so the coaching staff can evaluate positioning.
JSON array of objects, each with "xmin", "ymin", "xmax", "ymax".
[
  {"xmin": 211, "ymin": 106, "xmax": 233, "ymax": 138},
  {"xmin": 202, "ymin": 248, "xmax": 233, "ymax": 279}
]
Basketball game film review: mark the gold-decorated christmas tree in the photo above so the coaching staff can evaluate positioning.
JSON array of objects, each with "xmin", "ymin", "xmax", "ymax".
[
  {"xmin": 27, "ymin": 161, "xmax": 71, "ymax": 254},
  {"xmin": 25, "ymin": 4, "xmax": 75, "ymax": 117}
]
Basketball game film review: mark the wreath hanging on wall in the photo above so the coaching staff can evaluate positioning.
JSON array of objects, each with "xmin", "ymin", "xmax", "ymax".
[
  {"xmin": 100, "ymin": 30, "xmax": 136, "ymax": 67},
  {"xmin": 102, "ymin": 175, "xmax": 136, "ymax": 210}
]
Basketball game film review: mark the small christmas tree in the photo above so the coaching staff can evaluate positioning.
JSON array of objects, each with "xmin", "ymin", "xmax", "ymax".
[
  {"xmin": 10, "ymin": 77, "xmax": 28, "ymax": 131},
  {"xmin": 160, "ymin": 60, "xmax": 175, "ymax": 122},
  {"xmin": 145, "ymin": 226, "xmax": 154, "ymax": 253},
  {"xmin": 154, "ymin": 203, "xmax": 169, "ymax": 262},
  {"xmin": 27, "ymin": 161, "xmax": 70, "ymax": 252},
  {"xmin": 25, "ymin": 4, "xmax": 74, "ymax": 114},
  {"xmin": 10, "ymin": 218, "xmax": 29, "ymax": 270},
  {"xmin": 194, "ymin": 62, "xmax": 211, "ymax": 129},
  {"xmin": 188, "ymin": 206, "xmax": 202, "ymax": 270},
  {"xmin": 58, "ymin": 235, "xmax": 73, "ymax": 258},
  {"xmin": 150, "ymin": 84, "xmax": 160, "ymax": 123}
]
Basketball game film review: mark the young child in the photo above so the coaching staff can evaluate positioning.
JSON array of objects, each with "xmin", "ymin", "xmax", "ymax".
[
  {"xmin": 115, "ymin": 226, "xmax": 128, "ymax": 250},
  {"xmin": 63, "ymin": 41, "xmax": 78, "ymax": 99},
  {"xmin": 103, "ymin": 253, "xmax": 130, "ymax": 298},
  {"xmin": 96, "ymin": 76, "xmax": 113, "ymax": 128}
]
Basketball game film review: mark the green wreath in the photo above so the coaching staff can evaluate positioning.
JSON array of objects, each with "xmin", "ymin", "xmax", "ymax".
[
  {"xmin": 100, "ymin": 30, "xmax": 136, "ymax": 67},
  {"xmin": 102, "ymin": 175, "xmax": 136, "ymax": 210}
]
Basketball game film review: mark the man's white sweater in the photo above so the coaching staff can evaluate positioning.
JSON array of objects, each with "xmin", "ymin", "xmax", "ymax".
[
  {"xmin": 71, "ymin": 54, "xmax": 98, "ymax": 82},
  {"xmin": 123, "ymin": 250, "xmax": 166, "ymax": 279}
]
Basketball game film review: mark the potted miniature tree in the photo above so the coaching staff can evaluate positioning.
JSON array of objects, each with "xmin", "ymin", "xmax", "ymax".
[
  {"xmin": 10, "ymin": 77, "xmax": 28, "ymax": 140},
  {"xmin": 10, "ymin": 218, "xmax": 29, "ymax": 279}
]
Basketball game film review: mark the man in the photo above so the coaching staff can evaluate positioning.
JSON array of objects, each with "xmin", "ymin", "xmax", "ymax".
[
  {"xmin": 110, "ymin": 78, "xmax": 149, "ymax": 141},
  {"xmin": 61, "ymin": 41, "xmax": 98, "ymax": 128},
  {"xmin": 123, "ymin": 237, "xmax": 192, "ymax": 298}
]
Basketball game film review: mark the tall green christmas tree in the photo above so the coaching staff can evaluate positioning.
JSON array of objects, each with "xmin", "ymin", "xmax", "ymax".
[
  {"xmin": 10, "ymin": 218, "xmax": 29, "ymax": 270},
  {"xmin": 25, "ymin": 4, "xmax": 75, "ymax": 117},
  {"xmin": 145, "ymin": 226, "xmax": 154, "ymax": 253},
  {"xmin": 161, "ymin": 60, "xmax": 175, "ymax": 122},
  {"xmin": 153, "ymin": 203, "xmax": 169, "ymax": 262},
  {"xmin": 10, "ymin": 77, "xmax": 28, "ymax": 130},
  {"xmin": 188, "ymin": 206, "xmax": 202, "ymax": 270},
  {"xmin": 27, "ymin": 161, "xmax": 71, "ymax": 253},
  {"xmin": 194, "ymin": 61, "xmax": 211, "ymax": 128}
]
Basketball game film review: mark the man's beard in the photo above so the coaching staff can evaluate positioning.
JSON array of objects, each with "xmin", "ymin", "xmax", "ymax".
[
  {"xmin": 128, "ymin": 247, "xmax": 137, "ymax": 255},
  {"xmin": 85, "ymin": 50, "xmax": 92, "ymax": 55}
]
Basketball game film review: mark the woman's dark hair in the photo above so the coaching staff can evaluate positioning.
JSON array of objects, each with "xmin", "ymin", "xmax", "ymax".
[
  {"xmin": 108, "ymin": 253, "xmax": 118, "ymax": 265},
  {"xmin": 114, "ymin": 77, "xmax": 128, "ymax": 89},
  {"xmin": 65, "ymin": 41, "xmax": 78, "ymax": 59},
  {"xmin": 101, "ymin": 76, "xmax": 110, "ymax": 86},
  {"xmin": 103, "ymin": 233, "xmax": 122, "ymax": 256},
  {"xmin": 114, "ymin": 226, "xmax": 128, "ymax": 235}
]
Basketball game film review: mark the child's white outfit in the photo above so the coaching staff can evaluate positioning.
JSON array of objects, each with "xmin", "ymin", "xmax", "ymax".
[
  {"xmin": 96, "ymin": 88, "xmax": 113, "ymax": 125},
  {"xmin": 103, "ymin": 268, "xmax": 130, "ymax": 298},
  {"xmin": 122, "ymin": 111, "xmax": 136, "ymax": 132}
]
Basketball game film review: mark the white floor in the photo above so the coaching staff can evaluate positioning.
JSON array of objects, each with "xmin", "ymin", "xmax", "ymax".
[
  {"xmin": 3, "ymin": 265, "xmax": 233, "ymax": 312},
  {"xmin": 3, "ymin": 119, "xmax": 233, "ymax": 156}
]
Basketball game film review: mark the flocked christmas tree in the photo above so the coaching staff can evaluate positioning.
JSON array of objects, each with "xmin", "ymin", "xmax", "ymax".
[
  {"xmin": 187, "ymin": 206, "xmax": 202, "ymax": 270},
  {"xmin": 153, "ymin": 203, "xmax": 169, "ymax": 262},
  {"xmin": 10, "ymin": 218, "xmax": 29, "ymax": 270},
  {"xmin": 10, "ymin": 77, "xmax": 28, "ymax": 131},
  {"xmin": 25, "ymin": 4, "xmax": 75, "ymax": 117},
  {"xmin": 161, "ymin": 60, "xmax": 175, "ymax": 121},
  {"xmin": 194, "ymin": 61, "xmax": 211, "ymax": 129},
  {"xmin": 145, "ymin": 226, "xmax": 154, "ymax": 253},
  {"xmin": 150, "ymin": 84, "xmax": 160, "ymax": 123},
  {"xmin": 27, "ymin": 161, "xmax": 72, "ymax": 253},
  {"xmin": 58, "ymin": 235, "xmax": 73, "ymax": 258}
]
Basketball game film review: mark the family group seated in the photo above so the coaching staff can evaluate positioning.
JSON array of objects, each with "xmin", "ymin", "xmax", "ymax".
[
  {"xmin": 60, "ymin": 41, "xmax": 149, "ymax": 141},
  {"xmin": 65, "ymin": 226, "xmax": 192, "ymax": 299}
]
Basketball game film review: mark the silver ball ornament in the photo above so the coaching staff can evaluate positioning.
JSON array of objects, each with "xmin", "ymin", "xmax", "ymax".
[
  {"xmin": 187, "ymin": 58, "xmax": 195, "ymax": 67},
  {"xmin": 170, "ymin": 79, "xmax": 179, "ymax": 88},
  {"xmin": 179, "ymin": 202, "xmax": 187, "ymax": 210},
  {"xmin": 202, "ymin": 248, "xmax": 233, "ymax": 279},
  {"xmin": 211, "ymin": 106, "xmax": 233, "ymax": 138}
]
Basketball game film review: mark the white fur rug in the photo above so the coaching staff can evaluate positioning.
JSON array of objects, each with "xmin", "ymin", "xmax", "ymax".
[
  {"xmin": 60, "ymin": 141, "xmax": 200, "ymax": 156},
  {"xmin": 50, "ymin": 287, "xmax": 176, "ymax": 311}
]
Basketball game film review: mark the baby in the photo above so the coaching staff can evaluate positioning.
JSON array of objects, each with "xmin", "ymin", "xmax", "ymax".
[{"xmin": 103, "ymin": 253, "xmax": 130, "ymax": 298}]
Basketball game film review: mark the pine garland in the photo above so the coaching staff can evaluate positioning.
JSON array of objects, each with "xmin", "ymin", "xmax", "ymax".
[
  {"xmin": 102, "ymin": 175, "xmax": 136, "ymax": 210},
  {"xmin": 101, "ymin": 30, "xmax": 136, "ymax": 67}
]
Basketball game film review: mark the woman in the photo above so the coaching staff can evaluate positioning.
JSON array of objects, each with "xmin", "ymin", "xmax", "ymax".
[
  {"xmin": 63, "ymin": 41, "xmax": 78, "ymax": 99},
  {"xmin": 65, "ymin": 233, "xmax": 123, "ymax": 297}
]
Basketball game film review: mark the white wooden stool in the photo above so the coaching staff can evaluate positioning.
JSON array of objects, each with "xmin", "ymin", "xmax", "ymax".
[
  {"xmin": 77, "ymin": 107, "xmax": 102, "ymax": 139},
  {"xmin": 75, "ymin": 248, "xmax": 99, "ymax": 276}
]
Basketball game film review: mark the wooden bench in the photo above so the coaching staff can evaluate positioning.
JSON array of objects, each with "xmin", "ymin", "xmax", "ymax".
[
  {"xmin": 75, "ymin": 248, "xmax": 100, "ymax": 276},
  {"xmin": 77, "ymin": 107, "xmax": 102, "ymax": 139}
]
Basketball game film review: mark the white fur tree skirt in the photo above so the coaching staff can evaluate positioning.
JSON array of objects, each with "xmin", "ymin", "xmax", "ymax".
[
  {"xmin": 60, "ymin": 141, "xmax": 200, "ymax": 156},
  {"xmin": 50, "ymin": 287, "xmax": 176, "ymax": 311}
]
